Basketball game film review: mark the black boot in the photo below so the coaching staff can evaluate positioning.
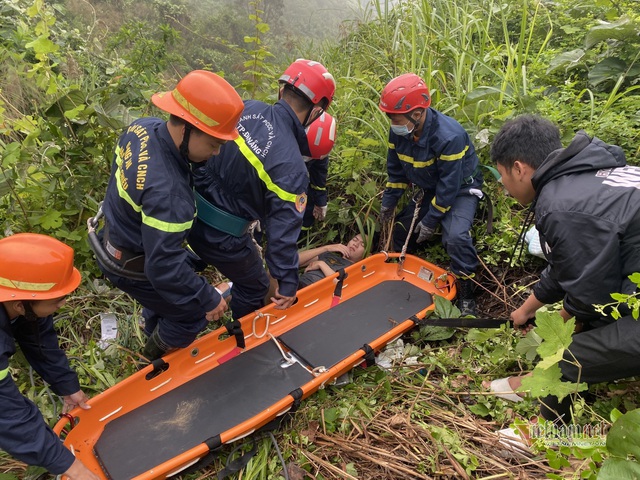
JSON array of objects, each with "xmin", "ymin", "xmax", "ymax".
[
  {"xmin": 457, "ymin": 278, "xmax": 477, "ymax": 317},
  {"xmin": 142, "ymin": 327, "xmax": 175, "ymax": 361}
]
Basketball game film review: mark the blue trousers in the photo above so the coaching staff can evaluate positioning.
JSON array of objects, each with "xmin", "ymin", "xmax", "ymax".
[
  {"xmin": 188, "ymin": 231, "xmax": 270, "ymax": 320},
  {"xmin": 392, "ymin": 193, "xmax": 479, "ymax": 276},
  {"xmin": 99, "ymin": 266, "xmax": 208, "ymax": 349}
]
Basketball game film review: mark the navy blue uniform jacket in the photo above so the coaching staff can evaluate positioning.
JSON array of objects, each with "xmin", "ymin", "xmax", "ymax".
[
  {"xmin": 192, "ymin": 100, "xmax": 309, "ymax": 297},
  {"xmin": 102, "ymin": 117, "xmax": 219, "ymax": 318},
  {"xmin": 0, "ymin": 307, "xmax": 79, "ymax": 474},
  {"xmin": 381, "ymin": 108, "xmax": 481, "ymax": 229}
]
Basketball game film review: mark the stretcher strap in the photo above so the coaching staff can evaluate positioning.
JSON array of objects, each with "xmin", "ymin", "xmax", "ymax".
[
  {"xmin": 226, "ymin": 320, "xmax": 246, "ymax": 349},
  {"xmin": 361, "ymin": 344, "xmax": 375, "ymax": 367},
  {"xmin": 330, "ymin": 269, "xmax": 348, "ymax": 307},
  {"xmin": 410, "ymin": 315, "xmax": 531, "ymax": 328}
]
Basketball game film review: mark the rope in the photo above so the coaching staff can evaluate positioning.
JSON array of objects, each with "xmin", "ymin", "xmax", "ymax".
[
  {"xmin": 252, "ymin": 312, "xmax": 276, "ymax": 339},
  {"xmin": 398, "ymin": 189, "xmax": 424, "ymax": 273}
]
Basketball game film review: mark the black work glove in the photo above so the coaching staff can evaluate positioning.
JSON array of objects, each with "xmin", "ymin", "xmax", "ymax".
[
  {"xmin": 414, "ymin": 222, "xmax": 436, "ymax": 243},
  {"xmin": 378, "ymin": 206, "xmax": 395, "ymax": 225}
]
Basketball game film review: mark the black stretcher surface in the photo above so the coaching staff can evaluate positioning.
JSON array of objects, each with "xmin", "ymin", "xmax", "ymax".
[
  {"xmin": 279, "ymin": 280, "xmax": 433, "ymax": 369},
  {"xmin": 94, "ymin": 341, "xmax": 313, "ymax": 480},
  {"xmin": 94, "ymin": 280, "xmax": 431, "ymax": 479}
]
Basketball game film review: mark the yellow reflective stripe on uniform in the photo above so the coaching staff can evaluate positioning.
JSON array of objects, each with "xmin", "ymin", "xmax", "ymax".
[
  {"xmin": 310, "ymin": 184, "xmax": 326, "ymax": 191},
  {"xmin": 386, "ymin": 182, "xmax": 408, "ymax": 189},
  {"xmin": 171, "ymin": 90, "xmax": 220, "ymax": 127},
  {"xmin": 0, "ymin": 368, "xmax": 8, "ymax": 381},
  {"xmin": 440, "ymin": 145, "xmax": 469, "ymax": 161},
  {"xmin": 235, "ymin": 137, "xmax": 297, "ymax": 203},
  {"xmin": 114, "ymin": 146, "xmax": 194, "ymax": 233},
  {"xmin": 397, "ymin": 153, "xmax": 436, "ymax": 168},
  {"xmin": 431, "ymin": 197, "xmax": 450, "ymax": 213}
]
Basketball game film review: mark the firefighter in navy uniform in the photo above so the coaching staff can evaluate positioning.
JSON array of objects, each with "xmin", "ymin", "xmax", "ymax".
[
  {"xmin": 377, "ymin": 73, "xmax": 483, "ymax": 316},
  {"xmin": 188, "ymin": 59, "xmax": 336, "ymax": 321},
  {"xmin": 300, "ymin": 112, "xmax": 337, "ymax": 235},
  {"xmin": 0, "ymin": 234, "xmax": 99, "ymax": 480},
  {"xmin": 97, "ymin": 71, "xmax": 244, "ymax": 360}
]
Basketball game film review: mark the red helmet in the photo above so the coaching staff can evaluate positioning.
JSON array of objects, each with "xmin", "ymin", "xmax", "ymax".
[
  {"xmin": 306, "ymin": 112, "xmax": 336, "ymax": 159},
  {"xmin": 279, "ymin": 59, "xmax": 336, "ymax": 109},
  {"xmin": 379, "ymin": 73, "xmax": 431, "ymax": 114},
  {"xmin": 0, "ymin": 233, "xmax": 81, "ymax": 302},
  {"xmin": 152, "ymin": 70, "xmax": 244, "ymax": 141}
]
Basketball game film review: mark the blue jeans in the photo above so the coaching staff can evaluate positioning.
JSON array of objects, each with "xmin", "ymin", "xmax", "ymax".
[{"xmin": 392, "ymin": 193, "xmax": 479, "ymax": 276}]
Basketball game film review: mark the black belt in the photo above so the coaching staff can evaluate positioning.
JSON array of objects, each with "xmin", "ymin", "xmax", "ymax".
[
  {"xmin": 103, "ymin": 223, "xmax": 146, "ymax": 273},
  {"xmin": 87, "ymin": 205, "xmax": 148, "ymax": 282}
]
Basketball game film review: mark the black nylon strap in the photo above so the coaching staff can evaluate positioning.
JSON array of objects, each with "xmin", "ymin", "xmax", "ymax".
[
  {"xmin": 361, "ymin": 343, "xmax": 375, "ymax": 367},
  {"xmin": 332, "ymin": 269, "xmax": 348, "ymax": 299},
  {"xmin": 225, "ymin": 320, "xmax": 246, "ymax": 349},
  {"xmin": 411, "ymin": 316, "xmax": 535, "ymax": 329}
]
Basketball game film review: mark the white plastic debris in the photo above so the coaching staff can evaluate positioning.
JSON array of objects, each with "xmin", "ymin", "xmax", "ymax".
[{"xmin": 99, "ymin": 313, "xmax": 118, "ymax": 349}]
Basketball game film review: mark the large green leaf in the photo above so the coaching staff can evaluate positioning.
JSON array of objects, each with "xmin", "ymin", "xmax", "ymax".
[
  {"xmin": 598, "ymin": 458, "xmax": 640, "ymax": 479},
  {"xmin": 585, "ymin": 17, "xmax": 638, "ymax": 50},
  {"xmin": 600, "ymin": 410, "xmax": 640, "ymax": 480},
  {"xmin": 520, "ymin": 363, "xmax": 587, "ymax": 401},
  {"xmin": 589, "ymin": 57, "xmax": 628, "ymax": 87},
  {"xmin": 547, "ymin": 49, "xmax": 585, "ymax": 74},
  {"xmin": 606, "ymin": 408, "xmax": 640, "ymax": 459},
  {"xmin": 535, "ymin": 311, "xmax": 574, "ymax": 360}
]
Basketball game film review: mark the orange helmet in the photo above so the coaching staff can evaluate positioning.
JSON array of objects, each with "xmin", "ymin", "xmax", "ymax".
[
  {"xmin": 379, "ymin": 73, "xmax": 431, "ymax": 114},
  {"xmin": 279, "ymin": 59, "xmax": 336, "ymax": 109},
  {"xmin": 306, "ymin": 112, "xmax": 336, "ymax": 159},
  {"xmin": 152, "ymin": 70, "xmax": 244, "ymax": 141},
  {"xmin": 0, "ymin": 233, "xmax": 81, "ymax": 302}
]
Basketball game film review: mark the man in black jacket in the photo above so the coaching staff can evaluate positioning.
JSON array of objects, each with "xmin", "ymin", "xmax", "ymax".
[{"xmin": 490, "ymin": 114, "xmax": 640, "ymax": 421}]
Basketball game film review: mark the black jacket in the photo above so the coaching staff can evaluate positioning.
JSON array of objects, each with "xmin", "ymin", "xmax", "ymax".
[{"xmin": 532, "ymin": 131, "xmax": 640, "ymax": 321}]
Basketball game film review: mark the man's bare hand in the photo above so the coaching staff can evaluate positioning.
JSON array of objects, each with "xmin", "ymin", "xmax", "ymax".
[
  {"xmin": 62, "ymin": 458, "xmax": 101, "ymax": 480},
  {"xmin": 271, "ymin": 288, "xmax": 296, "ymax": 310},
  {"xmin": 206, "ymin": 297, "xmax": 228, "ymax": 322},
  {"xmin": 63, "ymin": 390, "xmax": 91, "ymax": 414}
]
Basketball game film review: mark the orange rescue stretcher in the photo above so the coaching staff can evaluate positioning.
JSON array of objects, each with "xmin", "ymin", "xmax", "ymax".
[{"xmin": 54, "ymin": 253, "xmax": 456, "ymax": 480}]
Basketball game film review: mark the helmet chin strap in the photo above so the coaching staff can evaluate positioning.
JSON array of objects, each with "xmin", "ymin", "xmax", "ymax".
[
  {"xmin": 302, "ymin": 106, "xmax": 320, "ymax": 128},
  {"xmin": 404, "ymin": 110, "xmax": 423, "ymax": 129},
  {"xmin": 179, "ymin": 124, "xmax": 192, "ymax": 160}
]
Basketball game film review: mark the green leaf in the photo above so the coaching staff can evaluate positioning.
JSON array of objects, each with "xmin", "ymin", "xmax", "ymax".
[
  {"xmin": 589, "ymin": 57, "xmax": 628, "ymax": 87},
  {"xmin": 39, "ymin": 209, "xmax": 63, "ymax": 230},
  {"xmin": 606, "ymin": 408, "xmax": 640, "ymax": 459},
  {"xmin": 584, "ymin": 17, "xmax": 638, "ymax": 50},
  {"xmin": 468, "ymin": 402, "xmax": 490, "ymax": 417},
  {"xmin": 535, "ymin": 311, "xmax": 574, "ymax": 358},
  {"xmin": 598, "ymin": 457, "xmax": 640, "ymax": 479},
  {"xmin": 25, "ymin": 35, "xmax": 58, "ymax": 55},
  {"xmin": 1, "ymin": 142, "xmax": 21, "ymax": 167},
  {"xmin": 515, "ymin": 329, "xmax": 542, "ymax": 362},
  {"xmin": 434, "ymin": 295, "xmax": 459, "ymax": 318},
  {"xmin": 520, "ymin": 363, "xmax": 587, "ymax": 401},
  {"xmin": 547, "ymin": 49, "xmax": 585, "ymax": 74}
]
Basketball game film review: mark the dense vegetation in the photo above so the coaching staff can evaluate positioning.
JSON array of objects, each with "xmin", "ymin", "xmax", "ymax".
[{"xmin": 1, "ymin": 0, "xmax": 640, "ymax": 478}]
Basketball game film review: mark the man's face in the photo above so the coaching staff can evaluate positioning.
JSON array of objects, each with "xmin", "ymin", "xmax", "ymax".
[
  {"xmin": 188, "ymin": 131, "xmax": 227, "ymax": 163},
  {"xmin": 30, "ymin": 296, "xmax": 68, "ymax": 317},
  {"xmin": 496, "ymin": 162, "xmax": 536, "ymax": 205},
  {"xmin": 347, "ymin": 235, "xmax": 366, "ymax": 261}
]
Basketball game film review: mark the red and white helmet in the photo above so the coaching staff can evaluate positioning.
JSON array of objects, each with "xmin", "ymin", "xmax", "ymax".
[
  {"xmin": 379, "ymin": 73, "xmax": 431, "ymax": 114},
  {"xmin": 279, "ymin": 59, "xmax": 336, "ymax": 109},
  {"xmin": 306, "ymin": 112, "xmax": 336, "ymax": 159}
]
